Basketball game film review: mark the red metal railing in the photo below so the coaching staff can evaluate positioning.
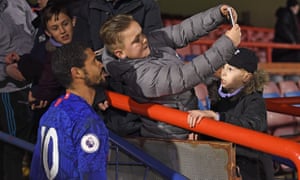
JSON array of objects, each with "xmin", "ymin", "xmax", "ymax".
[
  {"xmin": 106, "ymin": 90, "xmax": 300, "ymax": 179},
  {"xmin": 265, "ymin": 97, "xmax": 300, "ymax": 116},
  {"xmin": 191, "ymin": 39, "xmax": 300, "ymax": 63},
  {"xmin": 165, "ymin": 22, "xmax": 300, "ymax": 62}
]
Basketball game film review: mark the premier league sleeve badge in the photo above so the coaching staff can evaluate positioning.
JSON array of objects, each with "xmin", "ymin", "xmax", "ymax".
[{"xmin": 80, "ymin": 133, "xmax": 100, "ymax": 153}]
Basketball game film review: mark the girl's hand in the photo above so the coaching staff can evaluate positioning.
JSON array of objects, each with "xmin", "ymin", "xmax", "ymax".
[{"xmin": 187, "ymin": 110, "xmax": 218, "ymax": 128}]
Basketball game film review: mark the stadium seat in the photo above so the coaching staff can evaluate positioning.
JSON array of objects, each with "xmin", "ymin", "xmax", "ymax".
[
  {"xmin": 176, "ymin": 45, "xmax": 192, "ymax": 60},
  {"xmin": 263, "ymin": 81, "xmax": 281, "ymax": 98},
  {"xmin": 269, "ymin": 74, "xmax": 284, "ymax": 83},
  {"xmin": 263, "ymin": 82, "xmax": 298, "ymax": 138},
  {"xmin": 273, "ymin": 126, "xmax": 300, "ymax": 137},
  {"xmin": 194, "ymin": 83, "xmax": 210, "ymax": 110},
  {"xmin": 190, "ymin": 44, "xmax": 203, "ymax": 55},
  {"xmin": 267, "ymin": 111, "xmax": 296, "ymax": 135},
  {"xmin": 278, "ymin": 80, "xmax": 300, "ymax": 97},
  {"xmin": 184, "ymin": 54, "xmax": 197, "ymax": 62}
]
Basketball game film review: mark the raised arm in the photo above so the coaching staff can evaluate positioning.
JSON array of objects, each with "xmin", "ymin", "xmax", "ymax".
[{"xmin": 161, "ymin": 4, "xmax": 238, "ymax": 49}]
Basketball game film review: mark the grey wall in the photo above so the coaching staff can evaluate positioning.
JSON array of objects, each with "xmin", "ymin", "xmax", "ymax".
[{"xmin": 157, "ymin": 0, "xmax": 287, "ymax": 28}]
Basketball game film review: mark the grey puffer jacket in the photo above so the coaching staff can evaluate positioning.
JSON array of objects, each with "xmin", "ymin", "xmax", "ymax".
[{"xmin": 102, "ymin": 5, "xmax": 236, "ymax": 139}]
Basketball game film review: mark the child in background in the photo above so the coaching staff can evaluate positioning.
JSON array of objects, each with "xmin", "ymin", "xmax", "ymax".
[{"xmin": 187, "ymin": 48, "xmax": 274, "ymax": 180}]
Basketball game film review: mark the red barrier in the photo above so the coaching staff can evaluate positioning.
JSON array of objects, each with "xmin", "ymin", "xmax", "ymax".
[
  {"xmin": 191, "ymin": 39, "xmax": 300, "ymax": 63},
  {"xmin": 106, "ymin": 91, "xmax": 300, "ymax": 179},
  {"xmin": 265, "ymin": 97, "xmax": 300, "ymax": 116}
]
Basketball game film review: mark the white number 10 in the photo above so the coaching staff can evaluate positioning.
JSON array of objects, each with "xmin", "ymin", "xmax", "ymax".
[{"xmin": 41, "ymin": 126, "xmax": 59, "ymax": 180}]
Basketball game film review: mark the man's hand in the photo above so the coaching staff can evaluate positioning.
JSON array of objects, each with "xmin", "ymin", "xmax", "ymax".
[
  {"xmin": 188, "ymin": 133, "xmax": 199, "ymax": 140},
  {"xmin": 5, "ymin": 52, "xmax": 20, "ymax": 64},
  {"xmin": 5, "ymin": 63, "xmax": 25, "ymax": 81},
  {"xmin": 28, "ymin": 91, "xmax": 48, "ymax": 110},
  {"xmin": 97, "ymin": 100, "xmax": 109, "ymax": 111}
]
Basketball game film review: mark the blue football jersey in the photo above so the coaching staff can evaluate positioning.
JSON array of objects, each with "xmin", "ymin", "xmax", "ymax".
[{"xmin": 30, "ymin": 93, "xmax": 109, "ymax": 180}]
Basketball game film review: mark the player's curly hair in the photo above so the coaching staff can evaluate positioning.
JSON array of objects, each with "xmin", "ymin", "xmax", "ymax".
[{"xmin": 51, "ymin": 42, "xmax": 89, "ymax": 88}]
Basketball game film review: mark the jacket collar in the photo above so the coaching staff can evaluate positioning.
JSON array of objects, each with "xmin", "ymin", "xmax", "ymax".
[{"xmin": 218, "ymin": 84, "xmax": 244, "ymax": 98}]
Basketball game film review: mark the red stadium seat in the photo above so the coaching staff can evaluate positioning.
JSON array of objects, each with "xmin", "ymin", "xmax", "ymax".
[
  {"xmin": 176, "ymin": 45, "xmax": 192, "ymax": 60},
  {"xmin": 194, "ymin": 83, "xmax": 209, "ymax": 110},
  {"xmin": 278, "ymin": 81, "xmax": 300, "ymax": 97},
  {"xmin": 263, "ymin": 81, "xmax": 281, "ymax": 98},
  {"xmin": 267, "ymin": 111, "xmax": 296, "ymax": 135}
]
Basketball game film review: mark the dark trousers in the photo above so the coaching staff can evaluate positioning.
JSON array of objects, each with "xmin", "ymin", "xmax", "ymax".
[
  {"xmin": 237, "ymin": 155, "xmax": 274, "ymax": 180},
  {"xmin": 0, "ymin": 89, "xmax": 32, "ymax": 180}
]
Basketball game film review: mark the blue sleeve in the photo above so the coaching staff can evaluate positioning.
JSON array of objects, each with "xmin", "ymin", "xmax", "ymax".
[
  {"xmin": 80, "ymin": 171, "xmax": 107, "ymax": 180},
  {"xmin": 74, "ymin": 112, "xmax": 109, "ymax": 179}
]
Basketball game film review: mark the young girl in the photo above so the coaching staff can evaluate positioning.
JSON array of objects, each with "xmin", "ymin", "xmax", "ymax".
[{"xmin": 187, "ymin": 48, "xmax": 274, "ymax": 180}]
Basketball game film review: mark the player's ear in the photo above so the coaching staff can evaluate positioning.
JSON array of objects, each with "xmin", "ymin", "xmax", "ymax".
[{"xmin": 71, "ymin": 67, "xmax": 84, "ymax": 79}]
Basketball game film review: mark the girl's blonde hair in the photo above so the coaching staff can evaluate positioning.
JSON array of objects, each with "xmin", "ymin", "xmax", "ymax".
[{"xmin": 244, "ymin": 69, "xmax": 269, "ymax": 94}]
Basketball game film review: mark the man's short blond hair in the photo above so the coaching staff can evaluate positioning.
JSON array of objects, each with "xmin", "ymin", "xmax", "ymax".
[{"xmin": 100, "ymin": 14, "xmax": 134, "ymax": 54}]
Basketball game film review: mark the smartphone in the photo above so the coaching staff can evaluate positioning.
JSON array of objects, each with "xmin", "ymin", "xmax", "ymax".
[
  {"xmin": 17, "ymin": 100, "xmax": 40, "ymax": 106},
  {"xmin": 227, "ymin": 7, "xmax": 235, "ymax": 26}
]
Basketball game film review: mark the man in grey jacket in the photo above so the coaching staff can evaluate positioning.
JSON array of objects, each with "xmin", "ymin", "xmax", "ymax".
[
  {"xmin": 100, "ymin": 4, "xmax": 241, "ymax": 139},
  {"xmin": 0, "ymin": 0, "xmax": 37, "ymax": 179}
]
